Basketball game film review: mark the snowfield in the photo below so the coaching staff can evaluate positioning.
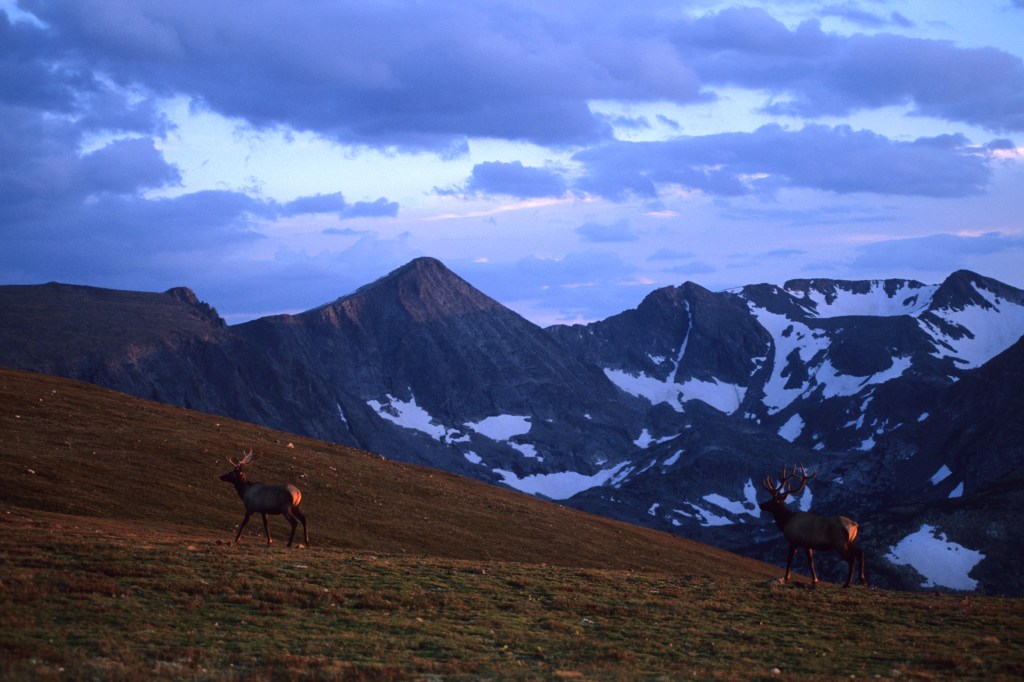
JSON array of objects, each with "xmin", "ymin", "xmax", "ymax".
[
  {"xmin": 792, "ymin": 281, "xmax": 938, "ymax": 318},
  {"xmin": 885, "ymin": 525, "xmax": 984, "ymax": 590},
  {"xmin": 605, "ymin": 368, "xmax": 746, "ymax": 414},
  {"xmin": 493, "ymin": 461, "xmax": 630, "ymax": 500}
]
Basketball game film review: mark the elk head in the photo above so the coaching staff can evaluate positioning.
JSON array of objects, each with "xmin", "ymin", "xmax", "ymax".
[
  {"xmin": 220, "ymin": 448, "xmax": 258, "ymax": 484},
  {"xmin": 760, "ymin": 463, "xmax": 816, "ymax": 516}
]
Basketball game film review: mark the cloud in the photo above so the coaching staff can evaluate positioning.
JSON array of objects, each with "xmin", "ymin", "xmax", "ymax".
[
  {"xmin": 676, "ymin": 7, "xmax": 1024, "ymax": 132},
  {"xmin": 283, "ymin": 192, "xmax": 398, "ymax": 219},
  {"xmin": 576, "ymin": 219, "xmax": 639, "ymax": 243},
  {"xmin": 850, "ymin": 232, "xmax": 1024, "ymax": 273},
  {"xmin": 574, "ymin": 124, "xmax": 994, "ymax": 200},
  {"xmin": 81, "ymin": 138, "xmax": 181, "ymax": 195},
  {"xmin": 342, "ymin": 197, "xmax": 399, "ymax": 218},
  {"xmin": 281, "ymin": 193, "xmax": 349, "ymax": 216},
  {"xmin": 22, "ymin": 1, "xmax": 700, "ymax": 150},
  {"xmin": 465, "ymin": 161, "xmax": 568, "ymax": 199},
  {"xmin": 819, "ymin": 4, "xmax": 906, "ymax": 29}
]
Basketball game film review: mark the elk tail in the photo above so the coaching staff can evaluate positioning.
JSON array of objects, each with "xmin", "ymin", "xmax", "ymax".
[{"xmin": 848, "ymin": 521, "xmax": 859, "ymax": 544}]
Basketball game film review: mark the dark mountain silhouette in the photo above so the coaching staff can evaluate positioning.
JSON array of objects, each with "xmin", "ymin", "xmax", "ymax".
[{"xmin": 2, "ymin": 259, "xmax": 1022, "ymax": 593}]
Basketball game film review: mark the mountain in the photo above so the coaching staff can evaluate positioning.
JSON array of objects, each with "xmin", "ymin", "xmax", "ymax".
[
  {"xmin": 232, "ymin": 257, "xmax": 647, "ymax": 479},
  {"xmin": 0, "ymin": 365, "xmax": 774, "ymax": 577},
  {"xmin": 2, "ymin": 260, "xmax": 1023, "ymax": 593}
]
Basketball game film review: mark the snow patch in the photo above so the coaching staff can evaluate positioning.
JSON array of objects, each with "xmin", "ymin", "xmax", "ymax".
[
  {"xmin": 463, "ymin": 451, "xmax": 482, "ymax": 465},
  {"xmin": 778, "ymin": 414, "xmax": 804, "ymax": 442},
  {"xmin": 634, "ymin": 429, "xmax": 676, "ymax": 448},
  {"xmin": 948, "ymin": 481, "xmax": 964, "ymax": 499},
  {"xmin": 493, "ymin": 461, "xmax": 630, "ymax": 500},
  {"xmin": 793, "ymin": 281, "xmax": 938, "ymax": 318},
  {"xmin": 510, "ymin": 442, "xmax": 539, "ymax": 459},
  {"xmin": 466, "ymin": 414, "xmax": 531, "ymax": 440},
  {"xmin": 929, "ymin": 465, "xmax": 952, "ymax": 485},
  {"xmin": 604, "ymin": 368, "xmax": 746, "ymax": 414},
  {"xmin": 684, "ymin": 502, "xmax": 735, "ymax": 527},
  {"xmin": 662, "ymin": 450, "xmax": 683, "ymax": 467},
  {"xmin": 368, "ymin": 393, "xmax": 452, "ymax": 439},
  {"xmin": 815, "ymin": 356, "xmax": 913, "ymax": 400},
  {"xmin": 885, "ymin": 525, "xmax": 984, "ymax": 590}
]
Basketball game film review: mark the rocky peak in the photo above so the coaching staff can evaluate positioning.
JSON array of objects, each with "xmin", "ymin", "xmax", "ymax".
[
  {"xmin": 331, "ymin": 257, "xmax": 505, "ymax": 325},
  {"xmin": 929, "ymin": 270, "xmax": 1024, "ymax": 313},
  {"xmin": 164, "ymin": 287, "xmax": 226, "ymax": 327}
]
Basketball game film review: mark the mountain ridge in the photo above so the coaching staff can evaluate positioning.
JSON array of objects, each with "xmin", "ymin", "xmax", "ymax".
[{"xmin": 2, "ymin": 260, "xmax": 1022, "ymax": 593}]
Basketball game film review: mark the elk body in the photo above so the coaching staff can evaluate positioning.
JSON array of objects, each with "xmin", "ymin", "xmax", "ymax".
[
  {"xmin": 759, "ymin": 465, "xmax": 866, "ymax": 587},
  {"xmin": 219, "ymin": 449, "xmax": 309, "ymax": 547}
]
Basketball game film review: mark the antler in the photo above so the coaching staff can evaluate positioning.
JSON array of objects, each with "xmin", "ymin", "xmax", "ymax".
[
  {"xmin": 762, "ymin": 464, "xmax": 817, "ymax": 498},
  {"xmin": 227, "ymin": 448, "xmax": 259, "ymax": 469}
]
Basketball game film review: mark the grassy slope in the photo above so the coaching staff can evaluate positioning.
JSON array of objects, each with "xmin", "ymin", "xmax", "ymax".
[{"xmin": 1, "ymin": 367, "xmax": 1022, "ymax": 680}]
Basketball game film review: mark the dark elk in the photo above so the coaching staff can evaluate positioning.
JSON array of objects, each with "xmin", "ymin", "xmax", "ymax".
[
  {"xmin": 759, "ymin": 464, "xmax": 866, "ymax": 587},
  {"xmin": 219, "ymin": 449, "xmax": 309, "ymax": 547}
]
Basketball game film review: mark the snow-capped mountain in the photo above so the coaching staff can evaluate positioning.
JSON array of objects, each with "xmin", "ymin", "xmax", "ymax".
[{"xmin": 1, "ymin": 260, "xmax": 1022, "ymax": 593}]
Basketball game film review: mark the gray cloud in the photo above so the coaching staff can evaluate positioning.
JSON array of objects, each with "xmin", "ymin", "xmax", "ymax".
[
  {"xmin": 850, "ymin": 232, "xmax": 1024, "ymax": 273},
  {"xmin": 676, "ymin": 7, "xmax": 1024, "ymax": 132},
  {"xmin": 282, "ymin": 192, "xmax": 398, "ymax": 219},
  {"xmin": 465, "ymin": 161, "xmax": 568, "ymax": 199},
  {"xmin": 574, "ymin": 125, "xmax": 995, "ymax": 199},
  {"xmin": 81, "ymin": 138, "xmax": 181, "ymax": 195}
]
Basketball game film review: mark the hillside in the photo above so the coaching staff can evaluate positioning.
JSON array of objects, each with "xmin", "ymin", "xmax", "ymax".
[
  {"xmin": 3, "ymin": 367, "xmax": 1022, "ymax": 680},
  {"xmin": 2, "ymin": 260, "xmax": 1023, "ymax": 594},
  {"xmin": 0, "ymin": 366, "xmax": 772, "ymax": 576}
]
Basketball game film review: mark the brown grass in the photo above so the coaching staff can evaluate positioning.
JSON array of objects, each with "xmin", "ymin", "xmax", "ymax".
[{"xmin": 1, "ymin": 366, "xmax": 1023, "ymax": 680}]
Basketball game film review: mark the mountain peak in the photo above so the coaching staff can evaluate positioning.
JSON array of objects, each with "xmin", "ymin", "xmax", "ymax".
[
  {"xmin": 931, "ymin": 270, "xmax": 1024, "ymax": 312},
  {"xmin": 335, "ymin": 257, "xmax": 504, "ymax": 324}
]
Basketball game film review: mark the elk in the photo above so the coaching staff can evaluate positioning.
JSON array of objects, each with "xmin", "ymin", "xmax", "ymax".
[
  {"xmin": 219, "ymin": 449, "xmax": 309, "ymax": 547},
  {"xmin": 759, "ymin": 464, "xmax": 866, "ymax": 587}
]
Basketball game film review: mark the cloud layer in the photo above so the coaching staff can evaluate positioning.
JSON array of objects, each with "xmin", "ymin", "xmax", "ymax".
[{"xmin": 1, "ymin": 1, "xmax": 1022, "ymax": 323}]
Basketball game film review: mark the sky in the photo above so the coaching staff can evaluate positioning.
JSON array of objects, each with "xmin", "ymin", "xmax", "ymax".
[{"xmin": 2, "ymin": 0, "xmax": 1023, "ymax": 326}]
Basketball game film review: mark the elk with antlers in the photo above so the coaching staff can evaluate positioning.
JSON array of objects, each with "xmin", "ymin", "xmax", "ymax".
[
  {"xmin": 759, "ymin": 464, "xmax": 865, "ymax": 587},
  {"xmin": 219, "ymin": 449, "xmax": 309, "ymax": 547}
]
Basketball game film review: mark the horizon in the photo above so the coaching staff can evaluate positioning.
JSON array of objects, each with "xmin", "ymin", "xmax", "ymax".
[
  {"xmin": 9, "ymin": 256, "xmax": 1011, "ymax": 330},
  {"xmin": 2, "ymin": 1, "xmax": 1022, "ymax": 326}
]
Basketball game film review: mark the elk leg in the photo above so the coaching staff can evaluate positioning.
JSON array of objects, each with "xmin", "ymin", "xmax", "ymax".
[
  {"xmin": 235, "ymin": 511, "xmax": 253, "ymax": 542},
  {"xmin": 856, "ymin": 546, "xmax": 867, "ymax": 586},
  {"xmin": 843, "ymin": 553, "xmax": 855, "ymax": 587},
  {"xmin": 805, "ymin": 548, "xmax": 819, "ymax": 583},
  {"xmin": 261, "ymin": 513, "xmax": 273, "ymax": 545},
  {"xmin": 785, "ymin": 544, "xmax": 798, "ymax": 582},
  {"xmin": 283, "ymin": 510, "xmax": 298, "ymax": 547},
  {"xmin": 293, "ymin": 506, "xmax": 309, "ymax": 547}
]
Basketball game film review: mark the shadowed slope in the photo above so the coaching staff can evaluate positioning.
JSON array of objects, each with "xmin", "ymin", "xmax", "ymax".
[{"xmin": 0, "ymin": 366, "xmax": 776, "ymax": 578}]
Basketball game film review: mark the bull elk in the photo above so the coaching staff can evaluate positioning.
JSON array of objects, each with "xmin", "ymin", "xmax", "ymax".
[
  {"xmin": 219, "ymin": 449, "xmax": 309, "ymax": 547},
  {"xmin": 759, "ymin": 464, "xmax": 866, "ymax": 587}
]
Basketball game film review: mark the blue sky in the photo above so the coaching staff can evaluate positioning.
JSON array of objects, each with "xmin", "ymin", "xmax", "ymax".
[{"xmin": 2, "ymin": 1, "xmax": 1023, "ymax": 325}]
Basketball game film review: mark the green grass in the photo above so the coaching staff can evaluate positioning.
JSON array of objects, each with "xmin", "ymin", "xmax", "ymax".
[{"xmin": 2, "ymin": 514, "xmax": 1022, "ymax": 681}]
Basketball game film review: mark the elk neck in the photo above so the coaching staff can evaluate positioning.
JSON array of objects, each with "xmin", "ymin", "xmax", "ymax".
[
  {"xmin": 226, "ymin": 471, "xmax": 254, "ymax": 500},
  {"xmin": 760, "ymin": 499, "xmax": 796, "ymax": 532}
]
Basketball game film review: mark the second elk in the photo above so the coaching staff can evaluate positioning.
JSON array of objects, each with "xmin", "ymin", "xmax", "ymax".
[
  {"xmin": 759, "ymin": 464, "xmax": 866, "ymax": 587},
  {"xmin": 220, "ymin": 449, "xmax": 310, "ymax": 547}
]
